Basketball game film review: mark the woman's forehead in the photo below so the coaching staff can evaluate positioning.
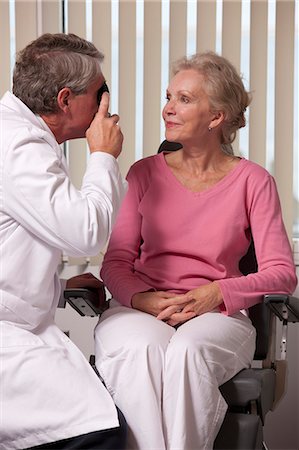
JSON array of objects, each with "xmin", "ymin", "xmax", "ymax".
[{"xmin": 167, "ymin": 70, "xmax": 206, "ymax": 95}]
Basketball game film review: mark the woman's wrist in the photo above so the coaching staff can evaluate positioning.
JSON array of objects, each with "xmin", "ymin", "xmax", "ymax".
[
  {"xmin": 131, "ymin": 289, "xmax": 156, "ymax": 311},
  {"xmin": 212, "ymin": 282, "xmax": 224, "ymax": 307},
  {"xmin": 131, "ymin": 292, "xmax": 142, "ymax": 309}
]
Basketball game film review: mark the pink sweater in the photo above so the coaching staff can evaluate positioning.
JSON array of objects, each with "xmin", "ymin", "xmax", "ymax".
[{"xmin": 101, "ymin": 153, "xmax": 297, "ymax": 315}]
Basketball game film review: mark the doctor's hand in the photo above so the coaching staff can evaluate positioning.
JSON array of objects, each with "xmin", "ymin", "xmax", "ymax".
[
  {"xmin": 86, "ymin": 92, "xmax": 123, "ymax": 158},
  {"xmin": 156, "ymin": 282, "xmax": 223, "ymax": 327},
  {"xmin": 131, "ymin": 290, "xmax": 192, "ymax": 320}
]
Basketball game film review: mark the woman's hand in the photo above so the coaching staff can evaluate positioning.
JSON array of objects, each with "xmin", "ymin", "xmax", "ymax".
[
  {"xmin": 156, "ymin": 282, "xmax": 223, "ymax": 326},
  {"xmin": 131, "ymin": 290, "xmax": 191, "ymax": 318}
]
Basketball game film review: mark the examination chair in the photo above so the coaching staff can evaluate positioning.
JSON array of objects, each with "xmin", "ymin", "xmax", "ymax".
[
  {"xmin": 63, "ymin": 249, "xmax": 299, "ymax": 449},
  {"xmin": 62, "ymin": 140, "xmax": 299, "ymax": 449}
]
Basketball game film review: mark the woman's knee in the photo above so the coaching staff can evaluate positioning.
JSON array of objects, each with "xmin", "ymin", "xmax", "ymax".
[
  {"xmin": 95, "ymin": 321, "xmax": 176, "ymax": 393},
  {"xmin": 95, "ymin": 307, "xmax": 175, "ymax": 356}
]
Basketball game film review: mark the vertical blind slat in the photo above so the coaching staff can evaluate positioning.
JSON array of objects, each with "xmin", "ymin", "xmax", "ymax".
[
  {"xmin": 15, "ymin": 1, "xmax": 38, "ymax": 53},
  {"xmin": 0, "ymin": 1, "xmax": 11, "ymax": 95},
  {"xmin": 90, "ymin": 1, "xmax": 112, "ymax": 265},
  {"xmin": 118, "ymin": 0, "xmax": 136, "ymax": 176},
  {"xmin": 92, "ymin": 0, "xmax": 112, "ymax": 86},
  {"xmin": 249, "ymin": 0, "xmax": 268, "ymax": 167},
  {"xmin": 221, "ymin": 1, "xmax": 242, "ymax": 68},
  {"xmin": 64, "ymin": 0, "xmax": 88, "ymax": 264},
  {"xmin": 68, "ymin": 0, "xmax": 86, "ymax": 36},
  {"xmin": 274, "ymin": 0, "xmax": 295, "ymax": 239},
  {"xmin": 196, "ymin": 0, "xmax": 217, "ymax": 53},
  {"xmin": 222, "ymin": 0, "xmax": 242, "ymax": 154},
  {"xmin": 143, "ymin": 0, "xmax": 163, "ymax": 157},
  {"xmin": 67, "ymin": 0, "xmax": 87, "ymax": 192},
  {"xmin": 169, "ymin": 0, "xmax": 187, "ymax": 66},
  {"xmin": 40, "ymin": 1, "xmax": 61, "ymax": 34}
]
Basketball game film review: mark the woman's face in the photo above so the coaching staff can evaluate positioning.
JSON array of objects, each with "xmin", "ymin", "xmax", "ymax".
[{"xmin": 162, "ymin": 69, "xmax": 215, "ymax": 145}]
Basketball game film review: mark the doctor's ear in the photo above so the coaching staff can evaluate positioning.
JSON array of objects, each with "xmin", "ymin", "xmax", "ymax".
[{"xmin": 57, "ymin": 88, "xmax": 71, "ymax": 111}]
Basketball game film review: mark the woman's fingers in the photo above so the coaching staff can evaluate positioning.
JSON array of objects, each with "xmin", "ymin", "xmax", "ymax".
[
  {"xmin": 166, "ymin": 311, "xmax": 196, "ymax": 327},
  {"xmin": 156, "ymin": 301, "xmax": 192, "ymax": 321}
]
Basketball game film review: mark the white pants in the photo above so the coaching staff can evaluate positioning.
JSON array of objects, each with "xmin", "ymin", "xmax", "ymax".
[{"xmin": 94, "ymin": 301, "xmax": 256, "ymax": 450}]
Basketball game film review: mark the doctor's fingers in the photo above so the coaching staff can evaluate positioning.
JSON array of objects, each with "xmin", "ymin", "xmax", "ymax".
[
  {"xmin": 97, "ymin": 93, "xmax": 120, "ymax": 123},
  {"xmin": 87, "ymin": 118, "xmax": 123, "ymax": 157},
  {"xmin": 109, "ymin": 113, "xmax": 120, "ymax": 124},
  {"xmin": 97, "ymin": 91, "xmax": 110, "ymax": 117}
]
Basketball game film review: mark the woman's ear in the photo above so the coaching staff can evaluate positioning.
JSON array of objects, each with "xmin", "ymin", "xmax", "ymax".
[
  {"xmin": 208, "ymin": 111, "xmax": 225, "ymax": 131},
  {"xmin": 57, "ymin": 88, "xmax": 71, "ymax": 112}
]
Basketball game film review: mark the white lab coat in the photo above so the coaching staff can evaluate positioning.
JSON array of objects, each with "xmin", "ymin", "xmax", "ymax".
[{"xmin": 0, "ymin": 92, "xmax": 127, "ymax": 449}]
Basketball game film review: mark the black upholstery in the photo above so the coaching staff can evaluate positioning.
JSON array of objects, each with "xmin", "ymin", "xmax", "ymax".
[
  {"xmin": 215, "ymin": 413, "xmax": 263, "ymax": 450},
  {"xmin": 157, "ymin": 140, "xmax": 182, "ymax": 153},
  {"xmin": 249, "ymin": 303, "xmax": 272, "ymax": 360}
]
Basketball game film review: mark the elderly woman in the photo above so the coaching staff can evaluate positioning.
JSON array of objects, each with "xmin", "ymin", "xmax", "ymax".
[{"xmin": 94, "ymin": 52, "xmax": 297, "ymax": 449}]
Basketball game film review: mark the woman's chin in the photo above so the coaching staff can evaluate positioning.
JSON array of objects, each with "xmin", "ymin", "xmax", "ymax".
[{"xmin": 165, "ymin": 130, "xmax": 180, "ymax": 142}]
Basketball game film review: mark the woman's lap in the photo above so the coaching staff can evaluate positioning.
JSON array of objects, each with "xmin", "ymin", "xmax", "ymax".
[
  {"xmin": 94, "ymin": 302, "xmax": 256, "ymax": 449},
  {"xmin": 95, "ymin": 302, "xmax": 255, "ymax": 366}
]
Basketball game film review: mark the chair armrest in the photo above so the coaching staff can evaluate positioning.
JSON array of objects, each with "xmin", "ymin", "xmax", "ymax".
[
  {"xmin": 64, "ymin": 288, "xmax": 109, "ymax": 317},
  {"xmin": 264, "ymin": 294, "xmax": 299, "ymax": 323}
]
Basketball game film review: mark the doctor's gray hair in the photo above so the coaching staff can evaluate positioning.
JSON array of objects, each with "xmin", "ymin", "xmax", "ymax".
[
  {"xmin": 172, "ymin": 52, "xmax": 251, "ymax": 153},
  {"xmin": 13, "ymin": 33, "xmax": 104, "ymax": 115}
]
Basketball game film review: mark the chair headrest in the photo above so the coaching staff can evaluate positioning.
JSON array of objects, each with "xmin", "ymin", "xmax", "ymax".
[{"xmin": 158, "ymin": 140, "xmax": 182, "ymax": 153}]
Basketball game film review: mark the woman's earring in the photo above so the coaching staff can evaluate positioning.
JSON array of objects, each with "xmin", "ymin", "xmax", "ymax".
[{"xmin": 208, "ymin": 127, "xmax": 212, "ymax": 131}]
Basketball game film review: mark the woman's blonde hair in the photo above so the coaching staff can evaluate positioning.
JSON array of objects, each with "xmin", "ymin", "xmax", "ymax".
[{"xmin": 172, "ymin": 51, "xmax": 251, "ymax": 152}]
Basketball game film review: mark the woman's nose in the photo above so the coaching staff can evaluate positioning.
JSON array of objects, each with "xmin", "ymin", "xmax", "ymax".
[{"xmin": 164, "ymin": 100, "xmax": 175, "ymax": 115}]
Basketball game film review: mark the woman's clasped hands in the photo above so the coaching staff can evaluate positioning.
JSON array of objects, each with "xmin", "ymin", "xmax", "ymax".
[{"xmin": 131, "ymin": 282, "xmax": 223, "ymax": 327}]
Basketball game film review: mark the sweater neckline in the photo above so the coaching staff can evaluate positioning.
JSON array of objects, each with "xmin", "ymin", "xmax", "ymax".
[{"xmin": 158, "ymin": 151, "xmax": 247, "ymax": 198}]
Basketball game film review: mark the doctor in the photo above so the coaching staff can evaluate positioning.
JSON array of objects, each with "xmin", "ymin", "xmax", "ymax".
[{"xmin": 0, "ymin": 33, "xmax": 127, "ymax": 449}]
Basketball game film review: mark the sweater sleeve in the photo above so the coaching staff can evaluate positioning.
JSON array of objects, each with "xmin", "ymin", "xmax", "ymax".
[
  {"xmin": 100, "ymin": 166, "xmax": 155, "ymax": 307},
  {"xmin": 217, "ymin": 174, "xmax": 297, "ymax": 315}
]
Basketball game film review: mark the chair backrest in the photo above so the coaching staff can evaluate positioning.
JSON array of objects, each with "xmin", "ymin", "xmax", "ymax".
[
  {"xmin": 157, "ymin": 139, "xmax": 271, "ymax": 361},
  {"xmin": 239, "ymin": 242, "xmax": 271, "ymax": 360},
  {"xmin": 158, "ymin": 140, "xmax": 182, "ymax": 153}
]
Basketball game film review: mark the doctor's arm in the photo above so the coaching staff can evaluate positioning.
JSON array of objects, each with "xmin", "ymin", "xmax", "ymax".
[{"xmin": 4, "ymin": 134, "xmax": 127, "ymax": 256}]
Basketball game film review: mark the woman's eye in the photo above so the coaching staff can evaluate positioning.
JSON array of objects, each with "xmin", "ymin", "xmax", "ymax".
[{"xmin": 180, "ymin": 96, "xmax": 190, "ymax": 103}]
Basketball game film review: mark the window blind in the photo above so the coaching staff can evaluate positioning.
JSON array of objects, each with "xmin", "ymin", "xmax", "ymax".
[{"xmin": 1, "ymin": 0, "xmax": 298, "ymax": 258}]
